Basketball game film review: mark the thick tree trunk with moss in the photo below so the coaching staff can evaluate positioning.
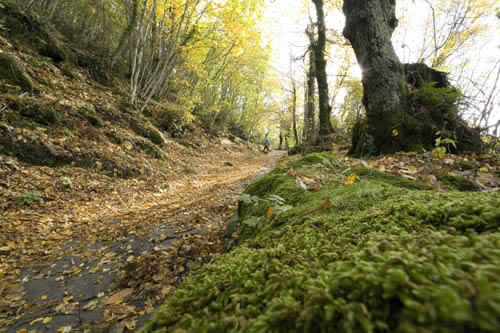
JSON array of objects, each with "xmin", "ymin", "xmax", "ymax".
[
  {"xmin": 343, "ymin": 0, "xmax": 481, "ymax": 155},
  {"xmin": 343, "ymin": 0, "xmax": 406, "ymax": 155}
]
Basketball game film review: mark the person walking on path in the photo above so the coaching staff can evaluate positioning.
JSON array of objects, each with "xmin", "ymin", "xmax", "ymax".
[{"xmin": 263, "ymin": 139, "xmax": 271, "ymax": 153}]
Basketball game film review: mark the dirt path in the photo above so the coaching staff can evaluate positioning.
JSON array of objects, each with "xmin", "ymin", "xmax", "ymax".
[{"xmin": 3, "ymin": 150, "xmax": 286, "ymax": 333}]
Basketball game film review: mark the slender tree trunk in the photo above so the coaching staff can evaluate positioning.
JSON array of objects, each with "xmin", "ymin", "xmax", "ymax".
[
  {"xmin": 311, "ymin": 0, "xmax": 333, "ymax": 139},
  {"xmin": 291, "ymin": 78, "xmax": 299, "ymax": 146},
  {"xmin": 303, "ymin": 49, "xmax": 316, "ymax": 146},
  {"xmin": 111, "ymin": 0, "xmax": 139, "ymax": 69},
  {"xmin": 343, "ymin": 0, "xmax": 406, "ymax": 154}
]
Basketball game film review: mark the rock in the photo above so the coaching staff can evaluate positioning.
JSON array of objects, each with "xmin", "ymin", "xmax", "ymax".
[{"xmin": 0, "ymin": 52, "xmax": 33, "ymax": 91}]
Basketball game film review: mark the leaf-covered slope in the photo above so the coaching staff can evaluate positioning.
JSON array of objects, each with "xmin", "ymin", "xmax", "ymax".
[{"xmin": 142, "ymin": 152, "xmax": 500, "ymax": 333}]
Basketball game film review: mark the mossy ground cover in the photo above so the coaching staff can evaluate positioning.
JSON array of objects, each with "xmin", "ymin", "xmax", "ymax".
[{"xmin": 142, "ymin": 152, "xmax": 500, "ymax": 333}]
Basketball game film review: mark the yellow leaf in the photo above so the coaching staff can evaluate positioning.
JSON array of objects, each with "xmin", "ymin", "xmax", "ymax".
[
  {"xmin": 392, "ymin": 129, "xmax": 399, "ymax": 136},
  {"xmin": 480, "ymin": 167, "xmax": 488, "ymax": 172},
  {"xmin": 62, "ymin": 230, "xmax": 72, "ymax": 236},
  {"xmin": 41, "ymin": 295, "xmax": 48, "ymax": 300},
  {"xmin": 17, "ymin": 329, "xmax": 28, "ymax": 333},
  {"xmin": 266, "ymin": 207, "xmax": 273, "ymax": 220},
  {"xmin": 145, "ymin": 303, "xmax": 154, "ymax": 314},
  {"xmin": 102, "ymin": 288, "xmax": 134, "ymax": 305},
  {"xmin": 29, "ymin": 318, "xmax": 42, "ymax": 326},
  {"xmin": 82, "ymin": 299, "xmax": 98, "ymax": 310},
  {"xmin": 57, "ymin": 326, "xmax": 72, "ymax": 333},
  {"xmin": 344, "ymin": 173, "xmax": 358, "ymax": 185},
  {"xmin": 7, "ymin": 241, "xmax": 15, "ymax": 248},
  {"xmin": 43, "ymin": 317, "xmax": 52, "ymax": 324}
]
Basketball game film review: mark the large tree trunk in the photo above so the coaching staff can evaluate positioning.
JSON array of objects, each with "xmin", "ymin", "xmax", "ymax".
[
  {"xmin": 343, "ymin": 0, "xmax": 406, "ymax": 155},
  {"xmin": 311, "ymin": 0, "xmax": 333, "ymax": 140},
  {"xmin": 343, "ymin": 0, "xmax": 482, "ymax": 155}
]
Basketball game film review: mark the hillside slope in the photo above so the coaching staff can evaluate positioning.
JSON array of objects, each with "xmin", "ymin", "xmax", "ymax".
[{"xmin": 0, "ymin": 3, "xmax": 276, "ymax": 331}]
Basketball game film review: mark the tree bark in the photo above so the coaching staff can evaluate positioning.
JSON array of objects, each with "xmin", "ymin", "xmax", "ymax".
[
  {"xmin": 291, "ymin": 78, "xmax": 299, "ymax": 146},
  {"xmin": 111, "ymin": 0, "xmax": 139, "ymax": 69},
  {"xmin": 343, "ymin": 0, "xmax": 406, "ymax": 154},
  {"xmin": 311, "ymin": 0, "xmax": 333, "ymax": 139},
  {"xmin": 303, "ymin": 48, "xmax": 316, "ymax": 146}
]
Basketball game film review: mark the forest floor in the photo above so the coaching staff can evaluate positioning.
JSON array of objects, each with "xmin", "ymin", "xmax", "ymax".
[{"xmin": 1, "ymin": 148, "xmax": 286, "ymax": 332}]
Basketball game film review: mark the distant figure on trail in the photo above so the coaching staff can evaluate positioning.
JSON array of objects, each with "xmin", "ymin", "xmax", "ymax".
[{"xmin": 263, "ymin": 139, "xmax": 271, "ymax": 153}]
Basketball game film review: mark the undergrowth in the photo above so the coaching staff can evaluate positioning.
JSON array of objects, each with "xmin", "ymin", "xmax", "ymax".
[{"xmin": 141, "ymin": 152, "xmax": 500, "ymax": 333}]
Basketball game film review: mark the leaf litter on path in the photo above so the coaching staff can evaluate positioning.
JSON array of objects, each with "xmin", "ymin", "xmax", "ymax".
[{"xmin": 1, "ymin": 147, "xmax": 286, "ymax": 332}]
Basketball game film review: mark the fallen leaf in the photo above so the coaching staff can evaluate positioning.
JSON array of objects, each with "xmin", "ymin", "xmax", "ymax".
[
  {"xmin": 82, "ymin": 299, "xmax": 98, "ymax": 310},
  {"xmin": 145, "ymin": 303, "xmax": 154, "ymax": 314},
  {"xmin": 102, "ymin": 288, "xmax": 134, "ymax": 305},
  {"xmin": 344, "ymin": 173, "xmax": 358, "ymax": 185},
  {"xmin": 43, "ymin": 316, "xmax": 52, "ymax": 324},
  {"xmin": 123, "ymin": 318, "xmax": 136, "ymax": 330},
  {"xmin": 266, "ymin": 207, "xmax": 273, "ymax": 220},
  {"xmin": 30, "ymin": 318, "xmax": 42, "ymax": 326}
]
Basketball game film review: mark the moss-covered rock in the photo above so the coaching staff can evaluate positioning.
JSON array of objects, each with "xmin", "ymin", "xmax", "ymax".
[
  {"xmin": 0, "ymin": 125, "xmax": 73, "ymax": 166},
  {"xmin": 135, "ymin": 138, "xmax": 168, "ymax": 159},
  {"xmin": 8, "ymin": 96, "xmax": 61, "ymax": 125},
  {"xmin": 0, "ymin": 52, "xmax": 34, "ymax": 91},
  {"xmin": 129, "ymin": 118, "xmax": 165, "ymax": 146},
  {"xmin": 141, "ymin": 152, "xmax": 500, "ymax": 333}
]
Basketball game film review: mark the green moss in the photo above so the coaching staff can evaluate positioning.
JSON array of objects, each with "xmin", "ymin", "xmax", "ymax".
[
  {"xmin": 141, "ymin": 153, "xmax": 500, "ymax": 333},
  {"xmin": 0, "ymin": 52, "xmax": 33, "ymax": 91},
  {"xmin": 437, "ymin": 173, "xmax": 480, "ymax": 192},
  {"xmin": 9, "ymin": 96, "xmax": 62, "ymax": 125},
  {"xmin": 244, "ymin": 174, "xmax": 305, "ymax": 204},
  {"xmin": 135, "ymin": 139, "xmax": 168, "ymax": 160},
  {"xmin": 129, "ymin": 118, "xmax": 164, "ymax": 146},
  {"xmin": 415, "ymin": 82, "xmax": 461, "ymax": 113},
  {"xmin": 454, "ymin": 160, "xmax": 477, "ymax": 171},
  {"xmin": 353, "ymin": 167, "xmax": 430, "ymax": 190},
  {"xmin": 289, "ymin": 152, "xmax": 337, "ymax": 169}
]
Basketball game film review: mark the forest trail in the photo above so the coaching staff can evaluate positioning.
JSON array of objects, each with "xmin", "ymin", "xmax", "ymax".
[{"xmin": 2, "ymin": 150, "xmax": 287, "ymax": 333}]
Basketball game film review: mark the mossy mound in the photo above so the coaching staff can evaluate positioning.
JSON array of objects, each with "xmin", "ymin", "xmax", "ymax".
[
  {"xmin": 128, "ymin": 117, "xmax": 165, "ymax": 146},
  {"xmin": 7, "ymin": 96, "xmax": 62, "ymax": 126},
  {"xmin": 142, "ymin": 152, "xmax": 500, "ymax": 332},
  {"xmin": 0, "ymin": 52, "xmax": 34, "ymax": 91},
  {"xmin": 436, "ymin": 173, "xmax": 481, "ymax": 192}
]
